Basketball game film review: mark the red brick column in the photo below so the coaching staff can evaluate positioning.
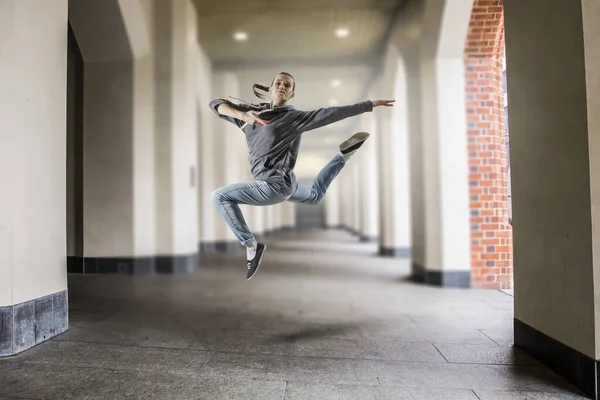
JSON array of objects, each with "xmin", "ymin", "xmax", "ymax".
[{"xmin": 465, "ymin": 0, "xmax": 513, "ymax": 289}]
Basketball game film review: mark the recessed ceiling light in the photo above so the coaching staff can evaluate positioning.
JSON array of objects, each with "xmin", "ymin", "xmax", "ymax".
[
  {"xmin": 331, "ymin": 79, "xmax": 342, "ymax": 87},
  {"xmin": 335, "ymin": 28, "xmax": 349, "ymax": 38},
  {"xmin": 329, "ymin": 98, "xmax": 338, "ymax": 106},
  {"xmin": 233, "ymin": 31, "xmax": 248, "ymax": 41}
]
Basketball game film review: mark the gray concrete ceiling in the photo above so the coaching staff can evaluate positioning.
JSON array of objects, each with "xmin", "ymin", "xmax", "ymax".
[
  {"xmin": 193, "ymin": 0, "xmax": 404, "ymax": 149},
  {"xmin": 193, "ymin": 0, "xmax": 404, "ymax": 66}
]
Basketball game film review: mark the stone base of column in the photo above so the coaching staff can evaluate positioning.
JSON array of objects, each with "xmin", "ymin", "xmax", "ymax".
[
  {"xmin": 515, "ymin": 318, "xmax": 598, "ymax": 399},
  {"xmin": 338, "ymin": 225, "xmax": 361, "ymax": 236},
  {"xmin": 0, "ymin": 291, "xmax": 68, "ymax": 357},
  {"xmin": 200, "ymin": 241, "xmax": 242, "ymax": 255},
  {"xmin": 67, "ymin": 254, "xmax": 199, "ymax": 275},
  {"xmin": 155, "ymin": 254, "xmax": 199, "ymax": 274},
  {"xmin": 379, "ymin": 246, "xmax": 411, "ymax": 258},
  {"xmin": 411, "ymin": 262, "xmax": 470, "ymax": 288},
  {"xmin": 360, "ymin": 235, "xmax": 379, "ymax": 243}
]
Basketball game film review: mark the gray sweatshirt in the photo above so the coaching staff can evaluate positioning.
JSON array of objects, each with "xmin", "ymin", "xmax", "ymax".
[{"xmin": 209, "ymin": 99, "xmax": 373, "ymax": 196}]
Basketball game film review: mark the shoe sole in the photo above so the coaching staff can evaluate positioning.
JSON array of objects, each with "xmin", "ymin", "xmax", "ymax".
[
  {"xmin": 340, "ymin": 131, "xmax": 370, "ymax": 152},
  {"xmin": 247, "ymin": 244, "xmax": 266, "ymax": 281}
]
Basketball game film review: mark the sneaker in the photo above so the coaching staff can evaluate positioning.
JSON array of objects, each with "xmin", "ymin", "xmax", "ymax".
[
  {"xmin": 339, "ymin": 131, "xmax": 370, "ymax": 158},
  {"xmin": 246, "ymin": 242, "xmax": 266, "ymax": 280}
]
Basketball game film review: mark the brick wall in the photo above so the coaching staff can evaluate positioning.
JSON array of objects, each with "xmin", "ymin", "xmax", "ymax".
[{"xmin": 464, "ymin": 0, "xmax": 513, "ymax": 289}]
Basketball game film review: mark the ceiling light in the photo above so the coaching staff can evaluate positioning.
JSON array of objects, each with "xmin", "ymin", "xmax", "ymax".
[
  {"xmin": 331, "ymin": 79, "xmax": 341, "ymax": 87},
  {"xmin": 335, "ymin": 28, "xmax": 349, "ymax": 38},
  {"xmin": 233, "ymin": 32, "xmax": 248, "ymax": 41}
]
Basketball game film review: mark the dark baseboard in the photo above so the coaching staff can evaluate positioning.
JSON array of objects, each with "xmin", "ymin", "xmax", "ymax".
[
  {"xmin": 360, "ymin": 235, "xmax": 379, "ymax": 243},
  {"xmin": 325, "ymin": 225, "xmax": 344, "ymax": 230},
  {"xmin": 515, "ymin": 318, "xmax": 597, "ymax": 399},
  {"xmin": 67, "ymin": 253, "xmax": 198, "ymax": 275},
  {"xmin": 379, "ymin": 246, "xmax": 411, "ymax": 258},
  {"xmin": 155, "ymin": 253, "xmax": 198, "ymax": 274},
  {"xmin": 1, "ymin": 290, "xmax": 68, "ymax": 357},
  {"xmin": 68, "ymin": 256, "xmax": 155, "ymax": 275},
  {"xmin": 200, "ymin": 241, "xmax": 241, "ymax": 254},
  {"xmin": 411, "ymin": 262, "xmax": 470, "ymax": 288}
]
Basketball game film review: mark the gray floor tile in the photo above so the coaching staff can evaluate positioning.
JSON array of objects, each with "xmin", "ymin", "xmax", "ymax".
[
  {"xmin": 284, "ymin": 383, "xmax": 480, "ymax": 400},
  {"xmin": 189, "ymin": 332, "xmax": 294, "ymax": 355},
  {"xmin": 203, "ymin": 352, "xmax": 361, "ymax": 385},
  {"xmin": 434, "ymin": 343, "xmax": 539, "ymax": 366},
  {"xmin": 474, "ymin": 390, "xmax": 588, "ymax": 399},
  {"xmin": 357, "ymin": 360, "xmax": 580, "ymax": 392},
  {"xmin": 236, "ymin": 319, "xmax": 364, "ymax": 339},
  {"xmin": 409, "ymin": 315, "xmax": 513, "ymax": 330},
  {"xmin": 136, "ymin": 328, "xmax": 200, "ymax": 349},
  {"xmin": 293, "ymin": 337, "xmax": 446, "ymax": 362},
  {"xmin": 17, "ymin": 341, "xmax": 212, "ymax": 374},
  {"xmin": 360, "ymin": 326, "xmax": 497, "ymax": 345},
  {"xmin": 51, "ymin": 323, "xmax": 156, "ymax": 346},
  {"xmin": 481, "ymin": 329, "xmax": 515, "ymax": 346},
  {"xmin": 70, "ymin": 370, "xmax": 286, "ymax": 400},
  {"xmin": 0, "ymin": 363, "xmax": 91, "ymax": 399}
]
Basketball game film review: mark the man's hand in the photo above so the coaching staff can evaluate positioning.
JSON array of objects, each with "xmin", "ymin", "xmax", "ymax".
[
  {"xmin": 372, "ymin": 100, "xmax": 395, "ymax": 107},
  {"xmin": 242, "ymin": 110, "xmax": 269, "ymax": 126}
]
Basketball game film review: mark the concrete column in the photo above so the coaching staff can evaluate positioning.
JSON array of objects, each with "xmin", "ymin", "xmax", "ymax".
[
  {"xmin": 252, "ymin": 206, "xmax": 266, "ymax": 238},
  {"xmin": 153, "ymin": 0, "xmax": 199, "ymax": 272},
  {"xmin": 340, "ymin": 168, "xmax": 354, "ymax": 234},
  {"xmin": 358, "ymin": 112, "xmax": 380, "ymax": 243},
  {"xmin": 132, "ymin": 0, "xmax": 156, "ymax": 260},
  {"xmin": 206, "ymin": 72, "xmax": 245, "ymax": 252},
  {"xmin": 352, "ymin": 165, "xmax": 362, "ymax": 235},
  {"xmin": 274, "ymin": 204, "xmax": 284, "ymax": 232},
  {"xmin": 195, "ymin": 43, "xmax": 216, "ymax": 254},
  {"xmin": 389, "ymin": 0, "xmax": 426, "ymax": 280},
  {"xmin": 505, "ymin": 0, "xmax": 600, "ymax": 397},
  {"xmin": 413, "ymin": 0, "xmax": 472, "ymax": 287},
  {"xmin": 375, "ymin": 44, "xmax": 412, "ymax": 258},
  {"xmin": 0, "ymin": 0, "xmax": 69, "ymax": 357},
  {"xmin": 325, "ymin": 180, "xmax": 341, "ymax": 228},
  {"xmin": 264, "ymin": 206, "xmax": 275, "ymax": 235},
  {"xmin": 282, "ymin": 202, "xmax": 296, "ymax": 229}
]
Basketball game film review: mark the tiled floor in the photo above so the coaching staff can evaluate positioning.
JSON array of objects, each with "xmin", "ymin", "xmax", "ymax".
[{"xmin": 0, "ymin": 229, "xmax": 588, "ymax": 399}]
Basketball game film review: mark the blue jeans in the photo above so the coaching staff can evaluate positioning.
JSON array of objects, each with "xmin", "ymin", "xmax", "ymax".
[{"xmin": 212, "ymin": 154, "xmax": 346, "ymax": 246}]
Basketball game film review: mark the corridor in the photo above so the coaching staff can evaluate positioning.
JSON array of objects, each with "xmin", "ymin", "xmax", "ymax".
[{"xmin": 0, "ymin": 230, "xmax": 584, "ymax": 399}]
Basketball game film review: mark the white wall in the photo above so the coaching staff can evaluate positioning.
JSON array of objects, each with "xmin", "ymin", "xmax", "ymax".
[
  {"xmin": 375, "ymin": 43, "xmax": 412, "ymax": 251},
  {"xmin": 0, "ymin": 0, "xmax": 69, "ymax": 305},
  {"xmin": 582, "ymin": 0, "xmax": 600, "ymax": 359},
  {"xmin": 325, "ymin": 180, "xmax": 341, "ymax": 227},
  {"xmin": 195, "ymin": 38, "xmax": 216, "ymax": 244},
  {"xmin": 359, "ymin": 112, "xmax": 380, "ymax": 240},
  {"xmin": 154, "ymin": 0, "xmax": 199, "ymax": 254},
  {"xmin": 171, "ymin": 0, "xmax": 198, "ymax": 253},
  {"xmin": 83, "ymin": 61, "xmax": 135, "ymax": 257},
  {"xmin": 132, "ymin": 0, "xmax": 156, "ymax": 257},
  {"xmin": 133, "ymin": 52, "xmax": 156, "ymax": 256}
]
